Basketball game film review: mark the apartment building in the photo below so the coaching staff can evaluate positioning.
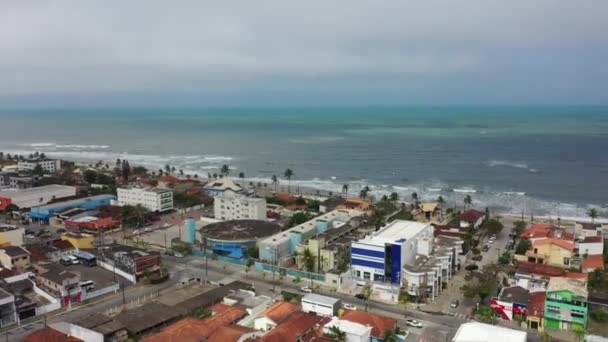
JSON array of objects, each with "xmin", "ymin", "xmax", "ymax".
[
  {"xmin": 214, "ymin": 190, "xmax": 266, "ymax": 220},
  {"xmin": 117, "ymin": 187, "xmax": 173, "ymax": 212},
  {"xmin": 17, "ymin": 159, "xmax": 61, "ymax": 173}
]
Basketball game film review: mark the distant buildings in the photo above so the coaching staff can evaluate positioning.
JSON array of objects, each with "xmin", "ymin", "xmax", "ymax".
[
  {"xmin": 17, "ymin": 158, "xmax": 61, "ymax": 174},
  {"xmin": 0, "ymin": 185, "xmax": 76, "ymax": 210},
  {"xmin": 117, "ymin": 187, "xmax": 173, "ymax": 212},
  {"xmin": 214, "ymin": 190, "xmax": 266, "ymax": 221},
  {"xmin": 0, "ymin": 171, "xmax": 33, "ymax": 189},
  {"xmin": 204, "ymin": 179, "xmax": 243, "ymax": 196},
  {"xmin": 351, "ymin": 220, "xmax": 434, "ymax": 283},
  {"xmin": 29, "ymin": 194, "xmax": 114, "ymax": 222}
]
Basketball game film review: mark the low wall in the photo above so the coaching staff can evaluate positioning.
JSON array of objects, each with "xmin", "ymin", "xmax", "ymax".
[
  {"xmin": 83, "ymin": 283, "xmax": 120, "ymax": 300},
  {"xmin": 97, "ymin": 260, "xmax": 137, "ymax": 284}
]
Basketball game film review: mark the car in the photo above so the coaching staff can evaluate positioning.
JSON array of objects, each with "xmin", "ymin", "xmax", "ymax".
[
  {"xmin": 144, "ymin": 227, "xmax": 152, "ymax": 232},
  {"xmin": 164, "ymin": 250, "xmax": 174, "ymax": 256},
  {"xmin": 472, "ymin": 255, "xmax": 482, "ymax": 261},
  {"xmin": 174, "ymin": 252, "xmax": 184, "ymax": 258},
  {"xmin": 343, "ymin": 303, "xmax": 357, "ymax": 310},
  {"xmin": 406, "ymin": 319, "xmax": 423, "ymax": 328},
  {"xmin": 301, "ymin": 286, "xmax": 313, "ymax": 293},
  {"xmin": 482, "ymin": 245, "xmax": 490, "ymax": 252},
  {"xmin": 450, "ymin": 300, "xmax": 459, "ymax": 308},
  {"xmin": 25, "ymin": 234, "xmax": 36, "ymax": 239},
  {"xmin": 487, "ymin": 238, "xmax": 495, "ymax": 244},
  {"xmin": 465, "ymin": 264, "xmax": 479, "ymax": 271},
  {"xmin": 133, "ymin": 229, "xmax": 140, "ymax": 235},
  {"xmin": 490, "ymin": 234, "xmax": 496, "ymax": 239},
  {"xmin": 355, "ymin": 293, "xmax": 368, "ymax": 300}
]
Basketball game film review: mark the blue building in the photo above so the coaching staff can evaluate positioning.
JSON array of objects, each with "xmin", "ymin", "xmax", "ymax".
[
  {"xmin": 200, "ymin": 219, "xmax": 281, "ymax": 259},
  {"xmin": 30, "ymin": 194, "xmax": 115, "ymax": 222},
  {"xmin": 351, "ymin": 220, "xmax": 434, "ymax": 284}
]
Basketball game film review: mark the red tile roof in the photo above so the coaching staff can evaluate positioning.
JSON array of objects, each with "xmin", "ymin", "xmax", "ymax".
[
  {"xmin": 583, "ymin": 236, "xmax": 603, "ymax": 243},
  {"xmin": 339, "ymin": 310, "xmax": 396, "ymax": 339},
  {"xmin": 285, "ymin": 204, "xmax": 308, "ymax": 211},
  {"xmin": 521, "ymin": 224, "xmax": 574, "ymax": 241},
  {"xmin": 274, "ymin": 193, "xmax": 297, "ymax": 203},
  {"xmin": 262, "ymin": 312, "xmax": 322, "ymax": 342},
  {"xmin": 527, "ymin": 292, "xmax": 546, "ymax": 318},
  {"xmin": 143, "ymin": 304, "xmax": 247, "ymax": 342},
  {"xmin": 158, "ymin": 175, "xmax": 178, "ymax": 183},
  {"xmin": 581, "ymin": 254, "xmax": 605, "ymax": 270},
  {"xmin": 24, "ymin": 328, "xmax": 82, "ymax": 342},
  {"xmin": 533, "ymin": 238, "xmax": 575, "ymax": 251},
  {"xmin": 517, "ymin": 262, "xmax": 565, "ymax": 277},
  {"xmin": 208, "ymin": 324, "xmax": 256, "ymax": 342},
  {"xmin": 256, "ymin": 301, "xmax": 300, "ymax": 324},
  {"xmin": 460, "ymin": 210, "xmax": 485, "ymax": 223}
]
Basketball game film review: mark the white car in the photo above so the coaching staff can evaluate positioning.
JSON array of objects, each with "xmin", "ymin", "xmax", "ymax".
[
  {"xmin": 343, "ymin": 303, "xmax": 357, "ymax": 310},
  {"xmin": 301, "ymin": 286, "xmax": 313, "ymax": 293},
  {"xmin": 406, "ymin": 319, "xmax": 423, "ymax": 328},
  {"xmin": 144, "ymin": 227, "xmax": 152, "ymax": 232},
  {"xmin": 174, "ymin": 252, "xmax": 184, "ymax": 258},
  {"xmin": 133, "ymin": 229, "xmax": 140, "ymax": 235}
]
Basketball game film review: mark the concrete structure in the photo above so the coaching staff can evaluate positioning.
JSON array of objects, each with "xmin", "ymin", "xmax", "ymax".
[
  {"xmin": 201, "ymin": 220, "xmax": 281, "ymax": 259},
  {"xmin": 0, "ymin": 185, "xmax": 76, "ymax": 210},
  {"xmin": 301, "ymin": 293, "xmax": 341, "ymax": 317},
  {"xmin": 203, "ymin": 178, "xmax": 243, "ymax": 196},
  {"xmin": 544, "ymin": 277, "xmax": 588, "ymax": 331},
  {"xmin": 527, "ymin": 292, "xmax": 546, "ymax": 332},
  {"xmin": 259, "ymin": 209, "xmax": 364, "ymax": 264},
  {"xmin": 35, "ymin": 265, "xmax": 81, "ymax": 307},
  {"xmin": 214, "ymin": 190, "xmax": 266, "ymax": 220},
  {"xmin": 339, "ymin": 310, "xmax": 398, "ymax": 342},
  {"xmin": 61, "ymin": 233, "xmax": 95, "ymax": 249},
  {"xmin": 117, "ymin": 187, "xmax": 173, "ymax": 212},
  {"xmin": 96, "ymin": 244, "xmax": 162, "ymax": 279},
  {"xmin": 515, "ymin": 238, "xmax": 576, "ymax": 269},
  {"xmin": 0, "ymin": 246, "xmax": 31, "ymax": 271},
  {"xmin": 0, "ymin": 225, "xmax": 24, "ymax": 247},
  {"xmin": 0, "ymin": 288, "xmax": 17, "ymax": 328},
  {"xmin": 0, "ymin": 171, "xmax": 33, "ymax": 189},
  {"xmin": 575, "ymin": 222, "xmax": 603, "ymax": 238},
  {"xmin": 29, "ymin": 194, "xmax": 115, "ymax": 222},
  {"xmin": 50, "ymin": 314, "xmax": 128, "ymax": 342},
  {"xmin": 351, "ymin": 220, "xmax": 434, "ymax": 284},
  {"xmin": 577, "ymin": 236, "xmax": 603, "ymax": 256},
  {"xmin": 452, "ymin": 322, "xmax": 526, "ymax": 342},
  {"xmin": 17, "ymin": 158, "xmax": 61, "ymax": 173},
  {"xmin": 323, "ymin": 316, "xmax": 372, "ymax": 342}
]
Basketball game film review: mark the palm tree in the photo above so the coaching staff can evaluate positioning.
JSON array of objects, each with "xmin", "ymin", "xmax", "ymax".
[
  {"xmin": 342, "ymin": 184, "xmax": 349, "ymax": 196},
  {"xmin": 464, "ymin": 194, "xmax": 473, "ymax": 209},
  {"xmin": 361, "ymin": 283, "xmax": 373, "ymax": 311},
  {"xmin": 411, "ymin": 192, "xmax": 419, "ymax": 203},
  {"xmin": 238, "ymin": 172, "xmax": 245, "ymax": 180},
  {"xmin": 164, "ymin": 164, "xmax": 171, "ymax": 173},
  {"xmin": 284, "ymin": 169, "xmax": 294, "ymax": 193},
  {"xmin": 271, "ymin": 175, "xmax": 279, "ymax": 191},
  {"xmin": 179, "ymin": 169, "xmax": 184, "ymax": 177},
  {"xmin": 381, "ymin": 194, "xmax": 389, "ymax": 202},
  {"xmin": 390, "ymin": 192, "xmax": 399, "ymax": 203},
  {"xmin": 587, "ymin": 208, "xmax": 599, "ymax": 223},
  {"xmin": 194, "ymin": 174, "xmax": 198, "ymax": 179},
  {"xmin": 221, "ymin": 164, "xmax": 230, "ymax": 176},
  {"xmin": 437, "ymin": 195, "xmax": 445, "ymax": 218},
  {"xmin": 359, "ymin": 188, "xmax": 369, "ymax": 200}
]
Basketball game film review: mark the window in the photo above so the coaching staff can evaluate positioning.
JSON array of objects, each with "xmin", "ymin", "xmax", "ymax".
[
  {"xmin": 363, "ymin": 272, "xmax": 371, "ymax": 280},
  {"xmin": 563, "ymin": 257, "xmax": 570, "ymax": 266},
  {"xmin": 533, "ymin": 248, "xmax": 538, "ymax": 254}
]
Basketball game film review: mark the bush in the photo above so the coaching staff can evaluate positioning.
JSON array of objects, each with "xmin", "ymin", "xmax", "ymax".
[{"xmin": 591, "ymin": 309, "xmax": 608, "ymax": 322}]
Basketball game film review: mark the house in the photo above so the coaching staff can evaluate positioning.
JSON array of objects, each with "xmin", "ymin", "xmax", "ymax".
[
  {"xmin": 544, "ymin": 277, "xmax": 588, "ymax": 332},
  {"xmin": 24, "ymin": 327, "xmax": 82, "ymax": 342},
  {"xmin": 459, "ymin": 210, "xmax": 485, "ymax": 228},
  {"xmin": 261, "ymin": 311, "xmax": 324, "ymax": 342},
  {"xmin": 17, "ymin": 158, "xmax": 61, "ymax": 174},
  {"xmin": 577, "ymin": 236, "xmax": 603, "ymax": 256},
  {"xmin": 51, "ymin": 313, "xmax": 128, "ymax": 342},
  {"xmin": 0, "ymin": 225, "xmax": 24, "ymax": 247},
  {"xmin": 204, "ymin": 179, "xmax": 242, "ymax": 196},
  {"xmin": 520, "ymin": 224, "xmax": 574, "ymax": 242},
  {"xmin": 322, "ymin": 316, "xmax": 372, "ymax": 342},
  {"xmin": 574, "ymin": 222, "xmax": 603, "ymax": 238},
  {"xmin": 418, "ymin": 202, "xmax": 442, "ymax": 222},
  {"xmin": 337, "ymin": 198, "xmax": 372, "ymax": 213},
  {"xmin": 527, "ymin": 292, "xmax": 546, "ymax": 332},
  {"xmin": 254, "ymin": 301, "xmax": 300, "ymax": 331},
  {"xmin": 490, "ymin": 286, "xmax": 529, "ymax": 321},
  {"xmin": 339, "ymin": 310, "xmax": 397, "ymax": 342},
  {"xmin": 0, "ymin": 246, "xmax": 31, "ymax": 271},
  {"xmin": 61, "ymin": 233, "xmax": 94, "ymax": 249},
  {"xmin": 35, "ymin": 265, "xmax": 81, "ymax": 306},
  {"xmin": 207, "ymin": 325, "xmax": 257, "ymax": 342},
  {"xmin": 452, "ymin": 322, "xmax": 526, "ymax": 342},
  {"xmin": 514, "ymin": 238, "xmax": 575, "ymax": 269},
  {"xmin": 96, "ymin": 244, "xmax": 162, "ymax": 280},
  {"xmin": 514, "ymin": 262, "xmax": 587, "ymax": 292},
  {"xmin": 157, "ymin": 175, "xmax": 178, "ymax": 189},
  {"xmin": 581, "ymin": 254, "xmax": 604, "ymax": 273}
]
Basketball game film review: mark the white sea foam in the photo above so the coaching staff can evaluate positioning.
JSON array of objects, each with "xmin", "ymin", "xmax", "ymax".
[
  {"xmin": 288, "ymin": 136, "xmax": 345, "ymax": 144},
  {"xmin": 23, "ymin": 143, "xmax": 110, "ymax": 150},
  {"xmin": 487, "ymin": 160, "xmax": 528, "ymax": 169},
  {"xmin": 426, "ymin": 188, "xmax": 443, "ymax": 192},
  {"xmin": 453, "ymin": 188, "xmax": 477, "ymax": 193}
]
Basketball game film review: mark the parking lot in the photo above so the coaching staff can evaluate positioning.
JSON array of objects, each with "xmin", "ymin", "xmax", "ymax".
[{"xmin": 54, "ymin": 263, "xmax": 121, "ymax": 289}]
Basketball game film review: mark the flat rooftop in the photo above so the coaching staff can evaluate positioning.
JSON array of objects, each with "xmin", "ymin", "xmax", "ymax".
[
  {"xmin": 302, "ymin": 293, "xmax": 341, "ymax": 306},
  {"xmin": 0, "ymin": 184, "xmax": 74, "ymax": 197},
  {"xmin": 33, "ymin": 194, "xmax": 115, "ymax": 210},
  {"xmin": 201, "ymin": 220, "xmax": 281, "ymax": 241},
  {"xmin": 360, "ymin": 220, "xmax": 431, "ymax": 245}
]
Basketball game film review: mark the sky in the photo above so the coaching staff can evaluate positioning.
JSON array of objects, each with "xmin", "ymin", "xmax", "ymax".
[{"xmin": 1, "ymin": 1, "xmax": 607, "ymax": 107}]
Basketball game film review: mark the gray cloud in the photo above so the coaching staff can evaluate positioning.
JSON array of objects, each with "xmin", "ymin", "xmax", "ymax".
[{"xmin": 0, "ymin": 0, "xmax": 607, "ymax": 103}]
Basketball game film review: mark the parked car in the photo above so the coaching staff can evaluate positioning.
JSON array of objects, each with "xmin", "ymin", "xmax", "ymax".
[
  {"xmin": 164, "ymin": 250, "xmax": 174, "ymax": 256},
  {"xmin": 301, "ymin": 286, "xmax": 313, "ymax": 293},
  {"xmin": 174, "ymin": 252, "xmax": 184, "ymax": 258},
  {"xmin": 355, "ymin": 293, "xmax": 368, "ymax": 300},
  {"xmin": 144, "ymin": 227, "xmax": 152, "ymax": 233},
  {"xmin": 343, "ymin": 303, "xmax": 357, "ymax": 310},
  {"xmin": 406, "ymin": 319, "xmax": 423, "ymax": 328},
  {"xmin": 482, "ymin": 245, "xmax": 490, "ymax": 252},
  {"xmin": 450, "ymin": 300, "xmax": 459, "ymax": 308},
  {"xmin": 472, "ymin": 255, "xmax": 482, "ymax": 261},
  {"xmin": 132, "ymin": 229, "xmax": 140, "ymax": 235},
  {"xmin": 465, "ymin": 264, "xmax": 479, "ymax": 271}
]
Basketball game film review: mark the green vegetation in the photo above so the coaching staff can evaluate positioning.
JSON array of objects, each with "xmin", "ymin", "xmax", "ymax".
[
  {"xmin": 246, "ymin": 246, "xmax": 259, "ymax": 259},
  {"xmin": 391, "ymin": 209, "xmax": 413, "ymax": 221},
  {"xmin": 289, "ymin": 212, "xmax": 314, "ymax": 227},
  {"xmin": 498, "ymin": 251, "xmax": 511, "ymax": 265},
  {"xmin": 192, "ymin": 308, "xmax": 212, "ymax": 319},
  {"xmin": 513, "ymin": 220, "xmax": 527, "ymax": 236},
  {"xmin": 281, "ymin": 291, "xmax": 303, "ymax": 303},
  {"xmin": 382, "ymin": 328, "xmax": 400, "ymax": 342},
  {"xmin": 173, "ymin": 192, "xmax": 204, "ymax": 209},
  {"xmin": 591, "ymin": 308, "xmax": 608, "ymax": 322},
  {"xmin": 515, "ymin": 238, "xmax": 532, "ymax": 255},
  {"xmin": 302, "ymin": 248, "xmax": 316, "ymax": 272},
  {"xmin": 307, "ymin": 200, "xmax": 320, "ymax": 212},
  {"xmin": 481, "ymin": 218, "xmax": 504, "ymax": 236},
  {"xmin": 461, "ymin": 263, "xmax": 505, "ymax": 304},
  {"xmin": 587, "ymin": 208, "xmax": 599, "ymax": 223},
  {"xmin": 325, "ymin": 326, "xmax": 346, "ymax": 341},
  {"xmin": 359, "ymin": 186, "xmax": 370, "ymax": 200},
  {"xmin": 121, "ymin": 204, "xmax": 148, "ymax": 228},
  {"xmin": 284, "ymin": 168, "xmax": 294, "ymax": 192},
  {"xmin": 172, "ymin": 243, "xmax": 193, "ymax": 255},
  {"xmin": 463, "ymin": 194, "xmax": 473, "ymax": 209},
  {"xmin": 477, "ymin": 306, "xmax": 496, "ymax": 324},
  {"xmin": 266, "ymin": 196, "xmax": 287, "ymax": 206}
]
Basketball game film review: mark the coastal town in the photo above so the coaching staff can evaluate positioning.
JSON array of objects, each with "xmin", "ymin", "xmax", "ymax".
[{"xmin": 0, "ymin": 153, "xmax": 606, "ymax": 342}]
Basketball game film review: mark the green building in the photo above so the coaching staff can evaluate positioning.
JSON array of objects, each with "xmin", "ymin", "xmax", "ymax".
[{"xmin": 544, "ymin": 277, "xmax": 588, "ymax": 331}]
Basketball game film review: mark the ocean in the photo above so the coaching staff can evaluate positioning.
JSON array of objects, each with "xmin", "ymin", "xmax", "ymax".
[{"xmin": 0, "ymin": 106, "xmax": 607, "ymax": 219}]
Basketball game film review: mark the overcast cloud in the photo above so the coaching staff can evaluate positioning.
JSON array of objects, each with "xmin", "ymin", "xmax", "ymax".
[{"xmin": 1, "ymin": 0, "xmax": 607, "ymax": 106}]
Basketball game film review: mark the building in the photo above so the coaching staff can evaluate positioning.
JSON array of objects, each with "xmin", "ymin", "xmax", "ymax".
[
  {"xmin": 0, "ymin": 246, "xmax": 31, "ymax": 271},
  {"xmin": 459, "ymin": 209, "xmax": 486, "ymax": 228},
  {"xmin": 418, "ymin": 202, "xmax": 442, "ymax": 222},
  {"xmin": 117, "ymin": 187, "xmax": 173, "ymax": 212},
  {"xmin": 201, "ymin": 220, "xmax": 281, "ymax": 259},
  {"xmin": 452, "ymin": 322, "xmax": 526, "ymax": 342},
  {"xmin": 490, "ymin": 286, "xmax": 529, "ymax": 321},
  {"xmin": 254, "ymin": 301, "xmax": 300, "ymax": 331},
  {"xmin": 24, "ymin": 327, "xmax": 82, "ymax": 342},
  {"xmin": 338, "ymin": 310, "xmax": 398, "ymax": 342},
  {"xmin": 261, "ymin": 311, "xmax": 325, "ymax": 342},
  {"xmin": 323, "ymin": 316, "xmax": 372, "ymax": 342},
  {"xmin": 49, "ymin": 314, "xmax": 128, "ymax": 342},
  {"xmin": 527, "ymin": 292, "xmax": 546, "ymax": 332},
  {"xmin": 17, "ymin": 158, "xmax": 61, "ymax": 173},
  {"xmin": 0, "ymin": 225, "xmax": 24, "ymax": 246},
  {"xmin": 520, "ymin": 224, "xmax": 575, "ymax": 243},
  {"xmin": 302, "ymin": 293, "xmax": 341, "ymax": 317},
  {"xmin": 513, "ymin": 262, "xmax": 587, "ymax": 293},
  {"xmin": 581, "ymin": 254, "xmax": 604, "ymax": 273},
  {"xmin": 351, "ymin": 220, "xmax": 434, "ymax": 283},
  {"xmin": 577, "ymin": 236, "xmax": 603, "ymax": 256},
  {"xmin": 35, "ymin": 265, "xmax": 81, "ymax": 306},
  {"xmin": 204, "ymin": 179, "xmax": 243, "ymax": 196},
  {"xmin": 29, "ymin": 194, "xmax": 115, "ymax": 222},
  {"xmin": 214, "ymin": 190, "xmax": 267, "ymax": 220},
  {"xmin": 544, "ymin": 277, "xmax": 588, "ymax": 331},
  {"xmin": 259, "ymin": 209, "xmax": 364, "ymax": 265},
  {"xmin": 97, "ymin": 244, "xmax": 161, "ymax": 279},
  {"xmin": 575, "ymin": 222, "xmax": 603, "ymax": 238},
  {"xmin": 515, "ymin": 238, "xmax": 576, "ymax": 269},
  {"xmin": 336, "ymin": 198, "xmax": 372, "ymax": 213},
  {"xmin": 0, "ymin": 288, "xmax": 17, "ymax": 328},
  {"xmin": 0, "ymin": 171, "xmax": 33, "ymax": 189},
  {"xmin": 61, "ymin": 233, "xmax": 95, "ymax": 249},
  {"xmin": 0, "ymin": 185, "xmax": 76, "ymax": 210}
]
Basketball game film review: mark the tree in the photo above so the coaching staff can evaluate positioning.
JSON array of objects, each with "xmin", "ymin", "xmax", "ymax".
[
  {"xmin": 482, "ymin": 218, "xmax": 504, "ymax": 236},
  {"xmin": 295, "ymin": 196, "xmax": 306, "ymax": 205},
  {"xmin": 164, "ymin": 164, "xmax": 171, "ymax": 173},
  {"xmin": 513, "ymin": 220, "xmax": 527, "ymax": 236},
  {"xmin": 587, "ymin": 208, "xmax": 599, "ymax": 223},
  {"xmin": 477, "ymin": 306, "xmax": 496, "ymax": 324},
  {"xmin": 498, "ymin": 251, "xmax": 511, "ymax": 265},
  {"xmin": 238, "ymin": 172, "xmax": 245, "ymax": 179},
  {"xmin": 221, "ymin": 164, "xmax": 230, "ymax": 176},
  {"xmin": 121, "ymin": 160, "xmax": 130, "ymax": 181},
  {"xmin": 360, "ymin": 186, "xmax": 370, "ymax": 200},
  {"xmin": 515, "ymin": 238, "xmax": 532, "ymax": 255},
  {"xmin": 381, "ymin": 194, "xmax": 388, "ymax": 202},
  {"xmin": 325, "ymin": 326, "xmax": 346, "ymax": 341},
  {"xmin": 0, "ymin": 152, "xmax": 3, "ymax": 160},
  {"xmin": 382, "ymin": 328, "xmax": 399, "ymax": 342},
  {"xmin": 32, "ymin": 164, "xmax": 44, "ymax": 176},
  {"xmin": 464, "ymin": 195, "xmax": 473, "ymax": 209},
  {"xmin": 179, "ymin": 169, "xmax": 184, "ymax": 176},
  {"xmin": 284, "ymin": 169, "xmax": 294, "ymax": 193},
  {"xmin": 302, "ymin": 248, "xmax": 316, "ymax": 272},
  {"xmin": 389, "ymin": 192, "xmax": 399, "ymax": 203},
  {"xmin": 361, "ymin": 283, "xmax": 373, "ymax": 311},
  {"xmin": 83, "ymin": 170, "xmax": 97, "ymax": 184},
  {"xmin": 411, "ymin": 192, "xmax": 418, "ymax": 203},
  {"xmin": 342, "ymin": 184, "xmax": 349, "ymax": 196},
  {"xmin": 194, "ymin": 174, "xmax": 198, "ymax": 179}
]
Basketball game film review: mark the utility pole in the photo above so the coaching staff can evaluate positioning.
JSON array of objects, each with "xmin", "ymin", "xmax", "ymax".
[
  {"xmin": 204, "ymin": 237, "xmax": 209, "ymax": 285},
  {"xmin": 121, "ymin": 280, "xmax": 126, "ymax": 305},
  {"xmin": 271, "ymin": 248, "xmax": 277, "ymax": 293}
]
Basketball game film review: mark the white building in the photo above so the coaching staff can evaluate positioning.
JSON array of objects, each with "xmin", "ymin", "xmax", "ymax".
[
  {"xmin": 301, "ymin": 293, "xmax": 341, "ymax": 317},
  {"xmin": 17, "ymin": 159, "xmax": 61, "ymax": 173},
  {"xmin": 0, "ymin": 185, "xmax": 76, "ymax": 209},
  {"xmin": 351, "ymin": 220, "xmax": 434, "ymax": 283},
  {"xmin": 323, "ymin": 317, "xmax": 371, "ymax": 342},
  {"xmin": 117, "ymin": 187, "xmax": 173, "ymax": 212},
  {"xmin": 452, "ymin": 322, "xmax": 526, "ymax": 342},
  {"xmin": 214, "ymin": 190, "xmax": 266, "ymax": 220}
]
